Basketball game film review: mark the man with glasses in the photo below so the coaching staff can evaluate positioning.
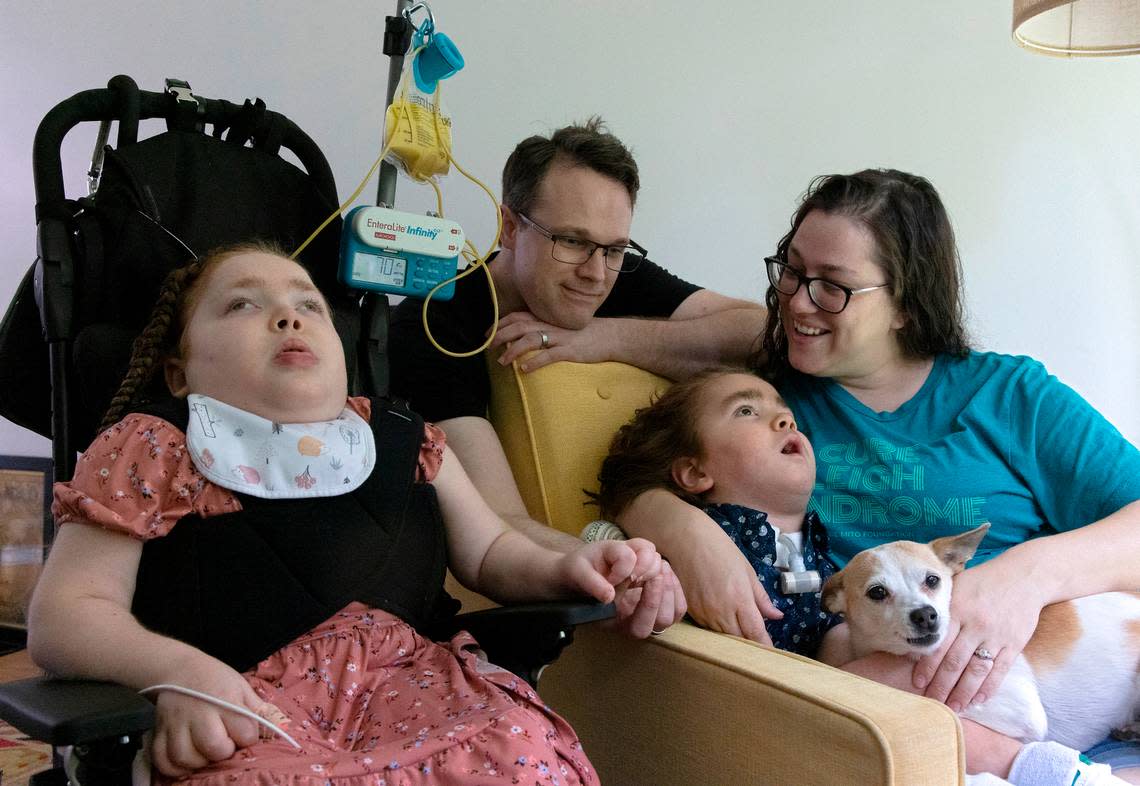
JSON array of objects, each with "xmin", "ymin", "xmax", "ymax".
[{"xmin": 389, "ymin": 119, "xmax": 762, "ymax": 633}]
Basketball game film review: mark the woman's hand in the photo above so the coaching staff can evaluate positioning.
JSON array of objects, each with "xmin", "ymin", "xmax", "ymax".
[
  {"xmin": 149, "ymin": 655, "xmax": 283, "ymax": 778},
  {"xmin": 914, "ymin": 560, "xmax": 1046, "ymax": 712},
  {"xmin": 665, "ymin": 519, "xmax": 783, "ymax": 645},
  {"xmin": 618, "ymin": 490, "xmax": 781, "ymax": 644}
]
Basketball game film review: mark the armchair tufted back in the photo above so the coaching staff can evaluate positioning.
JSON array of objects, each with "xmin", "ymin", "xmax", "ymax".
[{"xmin": 486, "ymin": 357, "xmax": 671, "ymax": 536}]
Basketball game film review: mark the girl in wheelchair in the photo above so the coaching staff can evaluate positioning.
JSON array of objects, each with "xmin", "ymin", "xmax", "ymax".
[{"xmin": 28, "ymin": 243, "xmax": 662, "ymax": 786}]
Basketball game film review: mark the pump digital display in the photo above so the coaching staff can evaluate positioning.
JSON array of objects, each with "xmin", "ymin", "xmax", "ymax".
[
  {"xmin": 351, "ymin": 253, "xmax": 406, "ymax": 288},
  {"xmin": 339, "ymin": 206, "xmax": 463, "ymax": 300}
]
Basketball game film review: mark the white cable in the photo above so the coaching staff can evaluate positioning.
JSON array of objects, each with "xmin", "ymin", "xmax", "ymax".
[
  {"xmin": 138, "ymin": 684, "xmax": 302, "ymax": 750},
  {"xmin": 62, "ymin": 744, "xmax": 82, "ymax": 786}
]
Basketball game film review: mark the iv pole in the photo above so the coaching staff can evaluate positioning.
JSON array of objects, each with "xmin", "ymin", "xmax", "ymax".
[
  {"xmin": 377, "ymin": 0, "xmax": 415, "ymax": 208},
  {"xmin": 358, "ymin": 0, "xmax": 415, "ymax": 397}
]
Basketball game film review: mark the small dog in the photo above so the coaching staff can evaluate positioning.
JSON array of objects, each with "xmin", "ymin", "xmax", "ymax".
[{"xmin": 821, "ymin": 524, "xmax": 1140, "ymax": 750}]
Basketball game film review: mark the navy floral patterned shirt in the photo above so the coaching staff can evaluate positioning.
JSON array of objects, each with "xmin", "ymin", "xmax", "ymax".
[{"xmin": 701, "ymin": 503, "xmax": 842, "ymax": 657}]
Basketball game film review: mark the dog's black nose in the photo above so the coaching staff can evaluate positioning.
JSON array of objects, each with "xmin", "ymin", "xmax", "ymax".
[{"xmin": 909, "ymin": 605, "xmax": 939, "ymax": 632}]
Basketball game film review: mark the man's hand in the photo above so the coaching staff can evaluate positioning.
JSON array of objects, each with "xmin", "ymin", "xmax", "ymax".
[
  {"xmin": 490, "ymin": 291, "xmax": 766, "ymax": 379},
  {"xmin": 490, "ymin": 311, "xmax": 614, "ymax": 372}
]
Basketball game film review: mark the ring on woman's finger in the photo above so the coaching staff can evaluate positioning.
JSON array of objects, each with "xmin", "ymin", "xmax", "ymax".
[
  {"xmin": 539, "ymin": 331, "xmax": 550, "ymax": 349},
  {"xmin": 973, "ymin": 646, "xmax": 996, "ymax": 661}
]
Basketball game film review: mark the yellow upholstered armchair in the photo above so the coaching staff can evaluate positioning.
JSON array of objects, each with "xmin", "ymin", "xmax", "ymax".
[{"xmin": 486, "ymin": 358, "xmax": 966, "ymax": 786}]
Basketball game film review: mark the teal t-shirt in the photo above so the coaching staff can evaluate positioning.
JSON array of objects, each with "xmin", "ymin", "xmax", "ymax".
[{"xmin": 781, "ymin": 351, "xmax": 1140, "ymax": 567}]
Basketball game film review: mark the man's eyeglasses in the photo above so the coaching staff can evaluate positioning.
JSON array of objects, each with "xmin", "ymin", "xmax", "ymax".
[
  {"xmin": 765, "ymin": 256, "xmax": 890, "ymax": 314},
  {"xmin": 518, "ymin": 213, "xmax": 646, "ymax": 273}
]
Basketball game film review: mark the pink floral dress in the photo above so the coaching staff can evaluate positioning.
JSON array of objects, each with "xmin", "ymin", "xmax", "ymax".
[{"xmin": 53, "ymin": 398, "xmax": 599, "ymax": 786}]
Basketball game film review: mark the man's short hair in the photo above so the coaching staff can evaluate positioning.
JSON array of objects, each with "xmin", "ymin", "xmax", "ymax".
[{"xmin": 502, "ymin": 117, "xmax": 640, "ymax": 214}]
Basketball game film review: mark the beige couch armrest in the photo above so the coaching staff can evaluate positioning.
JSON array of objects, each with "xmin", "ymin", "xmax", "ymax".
[{"xmin": 542, "ymin": 622, "xmax": 965, "ymax": 786}]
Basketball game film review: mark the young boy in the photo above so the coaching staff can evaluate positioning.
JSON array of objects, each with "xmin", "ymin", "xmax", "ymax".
[{"xmin": 594, "ymin": 366, "xmax": 841, "ymax": 656}]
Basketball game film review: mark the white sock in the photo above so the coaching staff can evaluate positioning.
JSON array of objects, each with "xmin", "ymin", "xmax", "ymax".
[{"xmin": 1008, "ymin": 741, "xmax": 1128, "ymax": 786}]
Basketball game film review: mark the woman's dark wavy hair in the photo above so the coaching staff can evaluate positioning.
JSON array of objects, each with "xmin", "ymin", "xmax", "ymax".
[
  {"xmin": 590, "ymin": 366, "xmax": 752, "ymax": 519},
  {"xmin": 752, "ymin": 169, "xmax": 970, "ymax": 380},
  {"xmin": 99, "ymin": 241, "xmax": 286, "ymax": 431}
]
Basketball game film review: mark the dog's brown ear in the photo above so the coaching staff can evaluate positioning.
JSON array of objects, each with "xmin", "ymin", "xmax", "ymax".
[
  {"xmin": 821, "ymin": 571, "xmax": 846, "ymax": 614},
  {"xmin": 930, "ymin": 523, "xmax": 990, "ymax": 573}
]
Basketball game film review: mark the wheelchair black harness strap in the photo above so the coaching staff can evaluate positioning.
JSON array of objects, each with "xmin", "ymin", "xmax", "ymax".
[{"xmin": 131, "ymin": 397, "xmax": 459, "ymax": 673}]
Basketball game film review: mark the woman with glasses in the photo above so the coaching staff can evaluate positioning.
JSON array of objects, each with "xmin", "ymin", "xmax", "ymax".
[{"xmin": 620, "ymin": 169, "xmax": 1140, "ymax": 783}]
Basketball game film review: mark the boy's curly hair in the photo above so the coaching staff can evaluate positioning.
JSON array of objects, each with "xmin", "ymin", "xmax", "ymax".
[{"xmin": 591, "ymin": 366, "xmax": 754, "ymax": 519}]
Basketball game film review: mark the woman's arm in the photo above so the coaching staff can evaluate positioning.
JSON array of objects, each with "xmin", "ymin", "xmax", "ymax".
[
  {"xmin": 1008, "ymin": 498, "xmax": 1140, "ymax": 600},
  {"xmin": 432, "ymin": 446, "xmax": 662, "ymax": 606},
  {"xmin": 915, "ymin": 361, "xmax": 1140, "ymax": 711},
  {"xmin": 617, "ymin": 488, "xmax": 783, "ymax": 644},
  {"xmin": 917, "ymin": 499, "xmax": 1140, "ymax": 711}
]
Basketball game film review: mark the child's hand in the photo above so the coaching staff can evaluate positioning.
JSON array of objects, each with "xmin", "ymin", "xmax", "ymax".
[
  {"xmin": 610, "ymin": 560, "xmax": 688, "ymax": 639},
  {"xmin": 150, "ymin": 656, "xmax": 285, "ymax": 777},
  {"xmin": 559, "ymin": 537, "xmax": 663, "ymax": 604}
]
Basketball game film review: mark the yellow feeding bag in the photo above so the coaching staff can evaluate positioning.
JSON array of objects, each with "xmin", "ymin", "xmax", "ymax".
[{"xmin": 385, "ymin": 92, "xmax": 452, "ymax": 181}]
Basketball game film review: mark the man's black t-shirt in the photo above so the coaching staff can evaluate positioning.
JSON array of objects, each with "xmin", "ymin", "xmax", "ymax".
[{"xmin": 389, "ymin": 253, "xmax": 700, "ymax": 422}]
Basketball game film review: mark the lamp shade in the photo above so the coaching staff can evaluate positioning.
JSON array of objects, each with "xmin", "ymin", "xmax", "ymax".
[{"xmin": 1013, "ymin": 0, "xmax": 1140, "ymax": 56}]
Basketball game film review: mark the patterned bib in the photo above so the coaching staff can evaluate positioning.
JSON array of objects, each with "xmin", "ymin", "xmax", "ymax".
[{"xmin": 185, "ymin": 394, "xmax": 376, "ymax": 499}]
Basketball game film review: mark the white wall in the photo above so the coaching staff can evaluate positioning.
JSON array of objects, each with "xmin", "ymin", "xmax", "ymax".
[{"xmin": 2, "ymin": 0, "xmax": 1138, "ymax": 459}]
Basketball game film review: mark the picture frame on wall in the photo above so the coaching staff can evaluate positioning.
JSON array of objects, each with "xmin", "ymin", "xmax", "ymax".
[{"xmin": 0, "ymin": 456, "xmax": 52, "ymax": 647}]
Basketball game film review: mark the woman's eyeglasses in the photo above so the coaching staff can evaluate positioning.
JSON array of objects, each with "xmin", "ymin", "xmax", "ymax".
[{"xmin": 765, "ymin": 256, "xmax": 889, "ymax": 314}]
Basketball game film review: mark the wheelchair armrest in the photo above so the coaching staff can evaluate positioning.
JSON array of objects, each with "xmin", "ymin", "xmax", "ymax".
[
  {"xmin": 0, "ymin": 676, "xmax": 155, "ymax": 746},
  {"xmin": 449, "ymin": 601, "xmax": 616, "ymax": 686}
]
